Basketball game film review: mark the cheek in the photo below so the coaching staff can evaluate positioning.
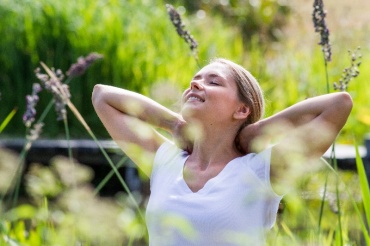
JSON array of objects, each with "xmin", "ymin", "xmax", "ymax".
[
  {"xmin": 181, "ymin": 88, "xmax": 190, "ymax": 104},
  {"xmin": 215, "ymin": 94, "xmax": 241, "ymax": 114}
]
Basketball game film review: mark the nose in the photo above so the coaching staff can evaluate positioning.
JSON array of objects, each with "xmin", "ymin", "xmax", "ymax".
[{"xmin": 190, "ymin": 80, "xmax": 204, "ymax": 90}]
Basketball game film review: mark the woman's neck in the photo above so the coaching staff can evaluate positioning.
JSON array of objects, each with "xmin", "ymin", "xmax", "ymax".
[{"xmin": 189, "ymin": 124, "xmax": 242, "ymax": 170}]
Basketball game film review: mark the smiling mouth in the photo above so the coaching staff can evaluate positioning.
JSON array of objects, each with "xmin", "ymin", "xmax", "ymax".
[{"xmin": 187, "ymin": 96, "xmax": 204, "ymax": 102}]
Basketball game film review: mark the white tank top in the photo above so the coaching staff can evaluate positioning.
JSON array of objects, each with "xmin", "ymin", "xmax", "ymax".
[{"xmin": 146, "ymin": 141, "xmax": 282, "ymax": 246}]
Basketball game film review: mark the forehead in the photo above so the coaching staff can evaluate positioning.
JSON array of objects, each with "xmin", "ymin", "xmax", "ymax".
[{"xmin": 193, "ymin": 62, "xmax": 231, "ymax": 80}]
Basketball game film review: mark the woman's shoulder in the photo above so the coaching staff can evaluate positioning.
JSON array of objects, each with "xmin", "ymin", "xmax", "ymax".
[
  {"xmin": 238, "ymin": 147, "xmax": 272, "ymax": 180},
  {"xmin": 242, "ymin": 147, "xmax": 272, "ymax": 165},
  {"xmin": 150, "ymin": 140, "xmax": 189, "ymax": 181},
  {"xmin": 153, "ymin": 140, "xmax": 188, "ymax": 168},
  {"xmin": 155, "ymin": 140, "xmax": 189, "ymax": 158}
]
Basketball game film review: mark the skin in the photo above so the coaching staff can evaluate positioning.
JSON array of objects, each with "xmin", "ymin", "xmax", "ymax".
[
  {"xmin": 92, "ymin": 62, "xmax": 353, "ymax": 193},
  {"xmin": 179, "ymin": 63, "xmax": 251, "ymax": 191}
]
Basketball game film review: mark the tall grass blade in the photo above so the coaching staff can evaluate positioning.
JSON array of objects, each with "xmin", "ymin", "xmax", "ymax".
[
  {"xmin": 321, "ymin": 156, "xmax": 370, "ymax": 244},
  {"xmin": 63, "ymin": 116, "xmax": 76, "ymax": 189},
  {"xmin": 332, "ymin": 145, "xmax": 343, "ymax": 246},
  {"xmin": 318, "ymin": 170, "xmax": 329, "ymax": 231},
  {"xmin": 64, "ymin": 117, "xmax": 73, "ymax": 163},
  {"xmin": 280, "ymin": 221, "xmax": 297, "ymax": 243},
  {"xmin": 94, "ymin": 156, "xmax": 127, "ymax": 195},
  {"xmin": 334, "ymin": 226, "xmax": 341, "ymax": 246},
  {"xmin": 354, "ymin": 142, "xmax": 370, "ymax": 233},
  {"xmin": 0, "ymin": 108, "xmax": 17, "ymax": 133}
]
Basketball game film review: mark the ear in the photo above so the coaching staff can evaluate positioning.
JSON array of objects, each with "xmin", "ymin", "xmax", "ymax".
[{"xmin": 233, "ymin": 104, "xmax": 250, "ymax": 120}]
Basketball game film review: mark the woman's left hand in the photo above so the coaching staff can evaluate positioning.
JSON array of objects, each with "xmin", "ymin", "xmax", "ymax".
[{"xmin": 172, "ymin": 118, "xmax": 193, "ymax": 153}]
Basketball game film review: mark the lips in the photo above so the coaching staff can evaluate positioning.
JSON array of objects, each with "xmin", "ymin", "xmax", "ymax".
[{"xmin": 186, "ymin": 93, "xmax": 204, "ymax": 103}]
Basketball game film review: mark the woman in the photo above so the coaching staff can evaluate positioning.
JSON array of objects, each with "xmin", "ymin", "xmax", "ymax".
[{"xmin": 92, "ymin": 58, "xmax": 352, "ymax": 245}]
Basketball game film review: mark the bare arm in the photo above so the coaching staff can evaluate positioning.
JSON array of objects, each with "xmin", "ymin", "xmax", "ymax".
[
  {"xmin": 239, "ymin": 92, "xmax": 353, "ymax": 188},
  {"xmin": 92, "ymin": 84, "xmax": 184, "ymax": 176}
]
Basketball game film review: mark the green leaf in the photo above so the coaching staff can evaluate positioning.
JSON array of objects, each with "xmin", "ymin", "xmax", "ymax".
[{"xmin": 0, "ymin": 108, "xmax": 17, "ymax": 133}]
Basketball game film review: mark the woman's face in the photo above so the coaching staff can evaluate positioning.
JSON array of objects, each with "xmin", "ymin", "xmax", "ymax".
[{"xmin": 181, "ymin": 63, "xmax": 244, "ymax": 123}]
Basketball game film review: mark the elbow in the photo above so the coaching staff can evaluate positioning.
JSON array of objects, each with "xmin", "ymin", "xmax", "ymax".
[
  {"xmin": 337, "ymin": 91, "xmax": 353, "ymax": 115},
  {"xmin": 91, "ymin": 84, "xmax": 107, "ymax": 109},
  {"xmin": 330, "ymin": 92, "xmax": 353, "ymax": 130}
]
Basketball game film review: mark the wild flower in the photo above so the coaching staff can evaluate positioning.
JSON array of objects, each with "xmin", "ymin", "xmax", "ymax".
[
  {"xmin": 166, "ymin": 4, "xmax": 199, "ymax": 60},
  {"xmin": 23, "ymin": 83, "xmax": 42, "ymax": 128},
  {"xmin": 35, "ymin": 67, "xmax": 70, "ymax": 121},
  {"xmin": 26, "ymin": 123, "xmax": 44, "ymax": 142},
  {"xmin": 333, "ymin": 47, "xmax": 362, "ymax": 91},
  {"xmin": 312, "ymin": 0, "xmax": 331, "ymax": 62},
  {"xmin": 32, "ymin": 53, "xmax": 103, "ymax": 121},
  {"xmin": 66, "ymin": 52, "xmax": 104, "ymax": 78}
]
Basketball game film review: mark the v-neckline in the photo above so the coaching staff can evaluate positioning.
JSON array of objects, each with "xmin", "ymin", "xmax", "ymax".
[{"xmin": 179, "ymin": 155, "xmax": 242, "ymax": 194}]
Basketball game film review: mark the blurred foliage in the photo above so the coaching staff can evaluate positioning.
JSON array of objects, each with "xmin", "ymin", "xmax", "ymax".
[
  {"xmin": 0, "ymin": 147, "xmax": 368, "ymax": 245},
  {"xmin": 0, "ymin": 0, "xmax": 248, "ymax": 138},
  {"xmin": 0, "ymin": 154, "xmax": 146, "ymax": 245},
  {"xmin": 0, "ymin": 148, "xmax": 19, "ymax": 194},
  {"xmin": 169, "ymin": 0, "xmax": 291, "ymax": 44}
]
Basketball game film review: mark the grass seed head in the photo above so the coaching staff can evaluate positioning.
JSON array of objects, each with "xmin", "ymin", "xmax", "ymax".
[
  {"xmin": 333, "ymin": 47, "xmax": 362, "ymax": 91},
  {"xmin": 26, "ymin": 122, "xmax": 44, "ymax": 142},
  {"xmin": 35, "ymin": 67, "xmax": 70, "ymax": 121},
  {"xmin": 166, "ymin": 4, "xmax": 199, "ymax": 59},
  {"xmin": 312, "ymin": 0, "xmax": 331, "ymax": 62},
  {"xmin": 23, "ymin": 83, "xmax": 42, "ymax": 128},
  {"xmin": 66, "ymin": 52, "xmax": 103, "ymax": 78}
]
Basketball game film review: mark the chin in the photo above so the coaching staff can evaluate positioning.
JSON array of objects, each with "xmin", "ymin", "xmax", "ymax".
[{"xmin": 181, "ymin": 107, "xmax": 199, "ymax": 122}]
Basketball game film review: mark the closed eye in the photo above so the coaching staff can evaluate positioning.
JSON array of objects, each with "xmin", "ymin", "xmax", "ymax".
[{"xmin": 209, "ymin": 81, "xmax": 220, "ymax": 85}]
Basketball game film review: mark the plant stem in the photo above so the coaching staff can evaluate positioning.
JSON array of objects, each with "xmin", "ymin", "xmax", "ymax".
[
  {"xmin": 63, "ymin": 116, "xmax": 77, "ymax": 189},
  {"xmin": 322, "ymin": 54, "xmax": 343, "ymax": 245},
  {"xmin": 94, "ymin": 156, "xmax": 127, "ymax": 195},
  {"xmin": 324, "ymin": 58, "xmax": 330, "ymax": 93},
  {"xmin": 321, "ymin": 157, "xmax": 370, "ymax": 245},
  {"xmin": 38, "ymin": 100, "xmax": 54, "ymax": 124},
  {"xmin": 317, "ymin": 52, "xmax": 331, "ymax": 234},
  {"xmin": 63, "ymin": 117, "xmax": 73, "ymax": 162},
  {"xmin": 318, "ymin": 170, "xmax": 329, "ymax": 231},
  {"xmin": 332, "ymin": 142, "xmax": 343, "ymax": 246},
  {"xmin": 10, "ymin": 145, "xmax": 27, "ymax": 208}
]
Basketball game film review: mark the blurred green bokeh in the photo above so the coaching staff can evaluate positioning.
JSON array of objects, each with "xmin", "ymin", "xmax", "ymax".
[{"xmin": 1, "ymin": 0, "xmax": 288, "ymax": 138}]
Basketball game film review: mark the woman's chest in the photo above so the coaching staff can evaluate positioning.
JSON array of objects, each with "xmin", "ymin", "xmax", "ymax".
[
  {"xmin": 182, "ymin": 164, "xmax": 226, "ymax": 193},
  {"xmin": 148, "ymin": 168, "xmax": 266, "ymax": 219},
  {"xmin": 146, "ymin": 176, "xmax": 267, "ymax": 239}
]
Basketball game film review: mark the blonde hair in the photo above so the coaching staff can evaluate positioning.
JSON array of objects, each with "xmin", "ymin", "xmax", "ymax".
[{"xmin": 210, "ymin": 58, "xmax": 265, "ymax": 125}]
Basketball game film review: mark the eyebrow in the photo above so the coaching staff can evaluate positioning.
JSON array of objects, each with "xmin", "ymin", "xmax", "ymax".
[{"xmin": 192, "ymin": 73, "xmax": 225, "ymax": 80}]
